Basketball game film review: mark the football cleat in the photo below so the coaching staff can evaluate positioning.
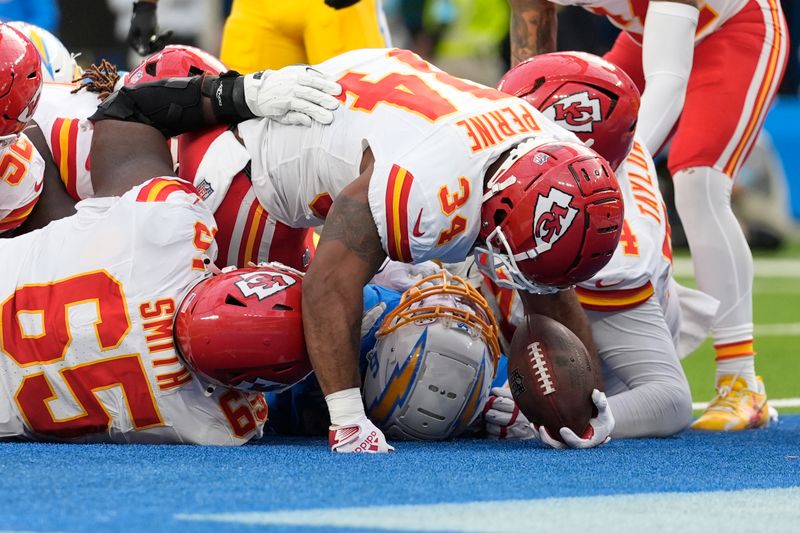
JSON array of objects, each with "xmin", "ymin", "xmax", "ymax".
[{"xmin": 691, "ymin": 375, "xmax": 769, "ymax": 431}]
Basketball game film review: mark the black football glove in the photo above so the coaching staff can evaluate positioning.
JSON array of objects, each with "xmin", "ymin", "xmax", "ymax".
[
  {"xmin": 324, "ymin": 0, "xmax": 362, "ymax": 9},
  {"xmin": 127, "ymin": 1, "xmax": 172, "ymax": 56}
]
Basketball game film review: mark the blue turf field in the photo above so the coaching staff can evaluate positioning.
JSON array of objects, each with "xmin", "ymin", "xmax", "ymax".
[{"xmin": 1, "ymin": 416, "xmax": 799, "ymax": 532}]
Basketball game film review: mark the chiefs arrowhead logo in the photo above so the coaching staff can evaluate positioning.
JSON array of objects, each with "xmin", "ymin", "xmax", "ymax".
[
  {"xmin": 543, "ymin": 91, "xmax": 602, "ymax": 133},
  {"xmin": 17, "ymin": 83, "xmax": 42, "ymax": 125},
  {"xmin": 532, "ymin": 188, "xmax": 579, "ymax": 254},
  {"xmin": 234, "ymin": 270, "xmax": 296, "ymax": 301}
]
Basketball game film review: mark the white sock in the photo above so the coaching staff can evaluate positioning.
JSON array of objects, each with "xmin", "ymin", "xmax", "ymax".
[
  {"xmin": 716, "ymin": 356, "xmax": 757, "ymax": 390},
  {"xmin": 672, "ymin": 166, "xmax": 757, "ymax": 388}
]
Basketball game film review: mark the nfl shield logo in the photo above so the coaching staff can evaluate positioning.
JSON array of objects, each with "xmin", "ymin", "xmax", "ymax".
[{"xmin": 196, "ymin": 179, "xmax": 214, "ymax": 200}]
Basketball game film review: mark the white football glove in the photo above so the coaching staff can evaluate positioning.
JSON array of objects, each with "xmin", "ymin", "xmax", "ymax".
[
  {"xmin": 243, "ymin": 66, "xmax": 342, "ymax": 127},
  {"xmin": 532, "ymin": 389, "xmax": 615, "ymax": 449},
  {"xmin": 329, "ymin": 415, "xmax": 395, "ymax": 453},
  {"xmin": 370, "ymin": 260, "xmax": 442, "ymax": 293},
  {"xmin": 360, "ymin": 301, "xmax": 387, "ymax": 339},
  {"xmin": 483, "ymin": 387, "xmax": 536, "ymax": 440}
]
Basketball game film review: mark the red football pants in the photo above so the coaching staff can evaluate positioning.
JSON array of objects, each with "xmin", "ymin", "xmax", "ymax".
[{"xmin": 604, "ymin": 0, "xmax": 789, "ymax": 178}]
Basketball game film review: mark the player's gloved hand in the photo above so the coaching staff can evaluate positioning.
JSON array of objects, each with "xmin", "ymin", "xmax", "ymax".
[
  {"xmin": 361, "ymin": 301, "xmax": 387, "ymax": 339},
  {"xmin": 243, "ymin": 67, "xmax": 342, "ymax": 127},
  {"xmin": 325, "ymin": 0, "xmax": 362, "ymax": 9},
  {"xmin": 483, "ymin": 387, "xmax": 536, "ymax": 440},
  {"xmin": 329, "ymin": 415, "xmax": 395, "ymax": 453},
  {"xmin": 370, "ymin": 261, "xmax": 441, "ymax": 292},
  {"xmin": 532, "ymin": 389, "xmax": 615, "ymax": 449},
  {"xmin": 127, "ymin": 1, "xmax": 172, "ymax": 55}
]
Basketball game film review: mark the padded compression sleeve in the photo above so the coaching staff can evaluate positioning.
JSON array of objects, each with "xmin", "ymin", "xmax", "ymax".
[
  {"xmin": 637, "ymin": 1, "xmax": 699, "ymax": 155},
  {"xmin": 90, "ymin": 74, "xmax": 256, "ymax": 138},
  {"xmin": 91, "ymin": 76, "xmax": 207, "ymax": 138}
]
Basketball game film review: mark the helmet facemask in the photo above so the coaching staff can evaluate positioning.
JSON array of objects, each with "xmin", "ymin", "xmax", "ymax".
[{"xmin": 363, "ymin": 272, "xmax": 500, "ymax": 440}]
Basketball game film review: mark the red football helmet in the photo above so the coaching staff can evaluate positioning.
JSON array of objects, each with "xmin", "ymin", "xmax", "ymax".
[
  {"xmin": 124, "ymin": 44, "xmax": 226, "ymax": 86},
  {"xmin": 476, "ymin": 139, "xmax": 623, "ymax": 290},
  {"xmin": 175, "ymin": 264, "xmax": 312, "ymax": 392},
  {"xmin": 0, "ymin": 23, "xmax": 43, "ymax": 139},
  {"xmin": 497, "ymin": 52, "xmax": 640, "ymax": 171}
]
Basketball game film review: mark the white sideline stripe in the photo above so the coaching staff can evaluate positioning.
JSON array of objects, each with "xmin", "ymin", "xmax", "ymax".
[
  {"xmin": 673, "ymin": 257, "xmax": 800, "ymax": 278},
  {"xmin": 175, "ymin": 487, "xmax": 800, "ymax": 533},
  {"xmin": 756, "ymin": 322, "xmax": 800, "ymax": 336},
  {"xmin": 692, "ymin": 398, "xmax": 800, "ymax": 410}
]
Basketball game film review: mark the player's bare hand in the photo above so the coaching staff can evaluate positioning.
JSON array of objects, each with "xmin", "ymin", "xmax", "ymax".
[
  {"xmin": 243, "ymin": 67, "xmax": 342, "ymax": 127},
  {"xmin": 484, "ymin": 387, "xmax": 537, "ymax": 440},
  {"xmin": 329, "ymin": 415, "xmax": 395, "ymax": 453}
]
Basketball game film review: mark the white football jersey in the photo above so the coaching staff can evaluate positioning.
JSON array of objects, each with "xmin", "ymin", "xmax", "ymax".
[
  {"xmin": 237, "ymin": 48, "xmax": 578, "ymax": 264},
  {"xmin": 549, "ymin": 0, "xmax": 748, "ymax": 41},
  {"xmin": 481, "ymin": 137, "xmax": 674, "ymax": 348},
  {"xmin": 33, "ymin": 85, "xmax": 310, "ymax": 270},
  {"xmin": 0, "ymin": 178, "xmax": 267, "ymax": 445},
  {"xmin": 0, "ymin": 134, "xmax": 46, "ymax": 234},
  {"xmin": 32, "ymin": 83, "xmax": 99, "ymax": 201},
  {"xmin": 575, "ymin": 139, "xmax": 672, "ymax": 313}
]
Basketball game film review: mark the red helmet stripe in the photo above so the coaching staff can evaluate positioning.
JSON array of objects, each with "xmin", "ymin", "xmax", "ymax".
[{"xmin": 384, "ymin": 164, "xmax": 413, "ymax": 262}]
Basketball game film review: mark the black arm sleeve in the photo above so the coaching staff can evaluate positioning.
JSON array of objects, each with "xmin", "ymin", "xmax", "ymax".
[{"xmin": 89, "ymin": 71, "xmax": 256, "ymax": 138}]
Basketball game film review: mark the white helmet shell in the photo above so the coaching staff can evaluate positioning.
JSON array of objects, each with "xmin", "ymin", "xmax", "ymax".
[
  {"xmin": 363, "ymin": 272, "xmax": 500, "ymax": 440},
  {"xmin": 8, "ymin": 21, "xmax": 82, "ymax": 83}
]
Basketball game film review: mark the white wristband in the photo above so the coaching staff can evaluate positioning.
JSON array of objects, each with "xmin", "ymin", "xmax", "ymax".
[{"xmin": 325, "ymin": 387, "xmax": 366, "ymax": 426}]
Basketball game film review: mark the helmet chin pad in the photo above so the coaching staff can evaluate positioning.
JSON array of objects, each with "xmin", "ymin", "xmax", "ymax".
[{"xmin": 386, "ymin": 344, "xmax": 489, "ymax": 440}]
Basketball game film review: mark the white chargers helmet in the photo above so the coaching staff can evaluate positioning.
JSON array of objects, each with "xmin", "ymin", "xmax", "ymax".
[
  {"xmin": 7, "ymin": 21, "xmax": 82, "ymax": 83},
  {"xmin": 363, "ymin": 271, "xmax": 501, "ymax": 440}
]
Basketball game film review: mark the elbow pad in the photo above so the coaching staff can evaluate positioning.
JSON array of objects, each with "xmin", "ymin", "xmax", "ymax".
[
  {"xmin": 90, "ymin": 73, "xmax": 256, "ymax": 138},
  {"xmin": 637, "ymin": 2, "xmax": 699, "ymax": 154}
]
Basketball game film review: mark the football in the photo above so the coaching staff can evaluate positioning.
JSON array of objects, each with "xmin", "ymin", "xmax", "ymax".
[{"xmin": 507, "ymin": 313, "xmax": 596, "ymax": 442}]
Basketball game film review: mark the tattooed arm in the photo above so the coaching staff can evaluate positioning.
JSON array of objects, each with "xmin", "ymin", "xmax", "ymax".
[
  {"xmin": 302, "ymin": 149, "xmax": 386, "ymax": 396},
  {"xmin": 509, "ymin": 0, "xmax": 557, "ymax": 66}
]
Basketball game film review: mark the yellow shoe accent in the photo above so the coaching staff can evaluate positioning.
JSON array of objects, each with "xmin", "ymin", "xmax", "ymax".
[{"xmin": 691, "ymin": 376, "xmax": 769, "ymax": 431}]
